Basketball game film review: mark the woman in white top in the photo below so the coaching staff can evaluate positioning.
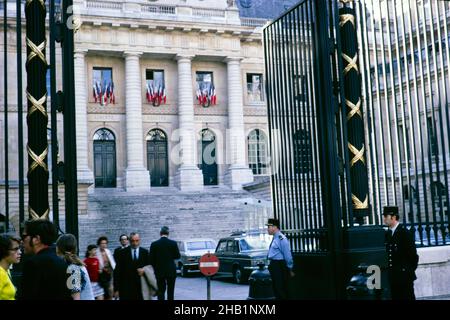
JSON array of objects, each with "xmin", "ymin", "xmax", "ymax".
[{"xmin": 96, "ymin": 236, "xmax": 116, "ymax": 299}]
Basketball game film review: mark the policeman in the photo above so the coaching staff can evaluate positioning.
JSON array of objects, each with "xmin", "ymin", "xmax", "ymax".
[
  {"xmin": 266, "ymin": 218, "xmax": 294, "ymax": 299},
  {"xmin": 383, "ymin": 206, "xmax": 419, "ymax": 300}
]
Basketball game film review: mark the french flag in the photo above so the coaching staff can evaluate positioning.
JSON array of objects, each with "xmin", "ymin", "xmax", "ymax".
[
  {"xmin": 209, "ymin": 84, "xmax": 216, "ymax": 105},
  {"xmin": 109, "ymin": 82, "xmax": 115, "ymax": 104}
]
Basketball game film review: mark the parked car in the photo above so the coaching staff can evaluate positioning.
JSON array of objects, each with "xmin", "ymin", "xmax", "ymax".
[
  {"xmin": 176, "ymin": 238, "xmax": 217, "ymax": 277},
  {"xmin": 214, "ymin": 230, "xmax": 272, "ymax": 284}
]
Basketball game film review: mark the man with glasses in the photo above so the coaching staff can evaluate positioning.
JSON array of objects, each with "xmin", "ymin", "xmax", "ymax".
[
  {"xmin": 113, "ymin": 232, "xmax": 149, "ymax": 300},
  {"xmin": 113, "ymin": 234, "xmax": 129, "ymax": 262},
  {"xmin": 18, "ymin": 219, "xmax": 72, "ymax": 300}
]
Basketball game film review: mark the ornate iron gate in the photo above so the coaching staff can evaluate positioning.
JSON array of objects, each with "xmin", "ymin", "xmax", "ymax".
[
  {"xmin": 1, "ymin": 0, "xmax": 79, "ymax": 239},
  {"xmin": 264, "ymin": 0, "xmax": 450, "ymax": 299}
]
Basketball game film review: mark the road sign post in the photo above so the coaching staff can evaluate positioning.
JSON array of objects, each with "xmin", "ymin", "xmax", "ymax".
[{"xmin": 199, "ymin": 253, "xmax": 220, "ymax": 300}]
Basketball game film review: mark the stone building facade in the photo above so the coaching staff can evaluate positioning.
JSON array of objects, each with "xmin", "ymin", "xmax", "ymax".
[{"xmin": 0, "ymin": 0, "xmax": 297, "ymax": 228}]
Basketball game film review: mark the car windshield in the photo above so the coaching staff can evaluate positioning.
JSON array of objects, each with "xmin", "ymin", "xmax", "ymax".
[
  {"xmin": 240, "ymin": 234, "xmax": 272, "ymax": 251},
  {"xmin": 187, "ymin": 241, "xmax": 216, "ymax": 250}
]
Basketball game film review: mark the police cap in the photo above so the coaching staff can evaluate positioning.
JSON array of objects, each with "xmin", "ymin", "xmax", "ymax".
[
  {"xmin": 266, "ymin": 218, "xmax": 280, "ymax": 228},
  {"xmin": 382, "ymin": 206, "xmax": 399, "ymax": 217}
]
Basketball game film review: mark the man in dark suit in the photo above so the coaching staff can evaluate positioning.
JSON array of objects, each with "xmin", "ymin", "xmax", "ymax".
[
  {"xmin": 383, "ymin": 206, "xmax": 419, "ymax": 300},
  {"xmin": 113, "ymin": 234, "xmax": 129, "ymax": 262},
  {"xmin": 18, "ymin": 219, "xmax": 72, "ymax": 300},
  {"xmin": 149, "ymin": 226, "xmax": 180, "ymax": 300},
  {"xmin": 113, "ymin": 232, "xmax": 149, "ymax": 300}
]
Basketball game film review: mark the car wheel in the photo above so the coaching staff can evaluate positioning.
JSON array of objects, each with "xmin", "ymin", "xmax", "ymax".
[
  {"xmin": 233, "ymin": 267, "xmax": 243, "ymax": 284},
  {"xmin": 180, "ymin": 264, "xmax": 188, "ymax": 277}
]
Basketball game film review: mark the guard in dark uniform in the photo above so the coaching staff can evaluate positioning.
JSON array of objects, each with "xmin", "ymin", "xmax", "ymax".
[
  {"xmin": 266, "ymin": 218, "xmax": 294, "ymax": 300},
  {"xmin": 383, "ymin": 206, "xmax": 419, "ymax": 300}
]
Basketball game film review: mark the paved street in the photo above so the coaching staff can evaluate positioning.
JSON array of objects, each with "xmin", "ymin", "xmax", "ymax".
[{"xmin": 173, "ymin": 274, "xmax": 249, "ymax": 300}]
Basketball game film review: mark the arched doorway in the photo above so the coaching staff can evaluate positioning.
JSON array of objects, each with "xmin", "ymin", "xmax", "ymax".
[
  {"xmin": 93, "ymin": 128, "xmax": 116, "ymax": 188},
  {"xmin": 146, "ymin": 129, "xmax": 168, "ymax": 187},
  {"xmin": 199, "ymin": 129, "xmax": 217, "ymax": 185},
  {"xmin": 248, "ymin": 129, "xmax": 268, "ymax": 175}
]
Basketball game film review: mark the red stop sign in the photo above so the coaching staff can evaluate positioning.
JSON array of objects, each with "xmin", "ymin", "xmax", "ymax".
[{"xmin": 199, "ymin": 253, "xmax": 220, "ymax": 276}]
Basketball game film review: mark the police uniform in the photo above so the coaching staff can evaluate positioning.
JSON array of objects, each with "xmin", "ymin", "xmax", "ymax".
[
  {"xmin": 383, "ymin": 206, "xmax": 419, "ymax": 300},
  {"xmin": 266, "ymin": 219, "xmax": 293, "ymax": 300}
]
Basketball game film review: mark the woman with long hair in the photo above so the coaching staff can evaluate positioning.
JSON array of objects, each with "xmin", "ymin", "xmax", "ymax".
[
  {"xmin": 0, "ymin": 234, "xmax": 21, "ymax": 300},
  {"xmin": 56, "ymin": 234, "xmax": 94, "ymax": 300}
]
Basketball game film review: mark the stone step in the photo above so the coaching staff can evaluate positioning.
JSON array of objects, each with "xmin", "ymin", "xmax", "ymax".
[{"xmin": 77, "ymin": 187, "xmax": 272, "ymax": 256}]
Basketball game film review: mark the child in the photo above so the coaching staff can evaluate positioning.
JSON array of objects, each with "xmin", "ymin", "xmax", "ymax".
[{"xmin": 84, "ymin": 244, "xmax": 104, "ymax": 300}]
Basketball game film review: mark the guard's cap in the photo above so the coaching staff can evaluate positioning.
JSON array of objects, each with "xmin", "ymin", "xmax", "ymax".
[
  {"xmin": 266, "ymin": 218, "xmax": 280, "ymax": 228},
  {"xmin": 382, "ymin": 206, "xmax": 399, "ymax": 217}
]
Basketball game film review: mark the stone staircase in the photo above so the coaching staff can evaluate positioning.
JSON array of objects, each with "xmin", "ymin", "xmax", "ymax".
[{"xmin": 76, "ymin": 186, "xmax": 272, "ymax": 254}]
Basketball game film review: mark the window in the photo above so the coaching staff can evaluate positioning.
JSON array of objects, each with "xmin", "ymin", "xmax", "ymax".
[
  {"xmin": 431, "ymin": 181, "xmax": 448, "ymax": 216},
  {"xmin": 146, "ymin": 70, "xmax": 164, "ymax": 88},
  {"xmin": 295, "ymin": 75, "xmax": 307, "ymax": 102},
  {"xmin": 186, "ymin": 241, "xmax": 216, "ymax": 251},
  {"xmin": 216, "ymin": 240, "xmax": 227, "ymax": 253},
  {"xmin": 93, "ymin": 128, "xmax": 115, "ymax": 141},
  {"xmin": 196, "ymin": 71, "xmax": 213, "ymax": 96},
  {"xmin": 294, "ymin": 129, "xmax": 312, "ymax": 174},
  {"xmin": 92, "ymin": 67, "xmax": 113, "ymax": 105},
  {"xmin": 145, "ymin": 70, "xmax": 166, "ymax": 106},
  {"xmin": 427, "ymin": 116, "xmax": 438, "ymax": 157},
  {"xmin": 248, "ymin": 129, "xmax": 268, "ymax": 175},
  {"xmin": 246, "ymin": 73, "xmax": 264, "ymax": 102}
]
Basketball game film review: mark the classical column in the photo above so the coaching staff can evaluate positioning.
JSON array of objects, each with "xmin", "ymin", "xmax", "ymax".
[
  {"xmin": 174, "ymin": 54, "xmax": 203, "ymax": 191},
  {"xmin": 224, "ymin": 57, "xmax": 253, "ymax": 190},
  {"xmin": 124, "ymin": 51, "xmax": 150, "ymax": 191},
  {"xmin": 74, "ymin": 49, "xmax": 93, "ymax": 184}
]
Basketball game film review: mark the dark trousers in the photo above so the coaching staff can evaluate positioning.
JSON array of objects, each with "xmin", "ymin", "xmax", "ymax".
[
  {"xmin": 388, "ymin": 271, "xmax": 416, "ymax": 300},
  {"xmin": 268, "ymin": 260, "xmax": 289, "ymax": 300},
  {"xmin": 157, "ymin": 276, "xmax": 176, "ymax": 300}
]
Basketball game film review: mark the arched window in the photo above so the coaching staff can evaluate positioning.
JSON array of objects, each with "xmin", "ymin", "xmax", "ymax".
[
  {"xmin": 146, "ymin": 128, "xmax": 167, "ymax": 141},
  {"xmin": 93, "ymin": 128, "xmax": 115, "ymax": 141},
  {"xmin": 248, "ymin": 129, "xmax": 268, "ymax": 175}
]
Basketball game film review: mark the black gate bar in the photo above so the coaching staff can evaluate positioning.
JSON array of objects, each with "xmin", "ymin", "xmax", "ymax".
[
  {"xmin": 62, "ymin": 0, "xmax": 79, "ymax": 240},
  {"xmin": 3, "ymin": 0, "xmax": 8, "ymax": 232},
  {"xmin": 25, "ymin": 0, "xmax": 50, "ymax": 220},
  {"xmin": 17, "ymin": 0, "xmax": 24, "ymax": 233}
]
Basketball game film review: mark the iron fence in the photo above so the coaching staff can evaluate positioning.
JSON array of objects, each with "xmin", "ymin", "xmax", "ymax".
[
  {"xmin": 264, "ymin": 0, "xmax": 450, "ymax": 258},
  {"xmin": 1, "ymin": 0, "xmax": 78, "ymax": 238}
]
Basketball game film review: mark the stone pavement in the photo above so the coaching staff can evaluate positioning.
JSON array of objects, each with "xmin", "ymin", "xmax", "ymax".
[{"xmin": 173, "ymin": 275, "xmax": 249, "ymax": 300}]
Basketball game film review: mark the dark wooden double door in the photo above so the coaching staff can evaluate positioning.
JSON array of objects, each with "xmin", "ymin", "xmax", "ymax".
[
  {"xmin": 147, "ymin": 140, "xmax": 168, "ymax": 187},
  {"xmin": 94, "ymin": 141, "xmax": 116, "ymax": 188},
  {"xmin": 200, "ymin": 140, "xmax": 218, "ymax": 186}
]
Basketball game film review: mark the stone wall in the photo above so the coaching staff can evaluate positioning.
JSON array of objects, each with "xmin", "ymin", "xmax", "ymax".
[{"xmin": 415, "ymin": 245, "xmax": 450, "ymax": 299}]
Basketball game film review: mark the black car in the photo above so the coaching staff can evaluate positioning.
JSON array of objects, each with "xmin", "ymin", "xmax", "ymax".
[{"xmin": 214, "ymin": 230, "xmax": 272, "ymax": 284}]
